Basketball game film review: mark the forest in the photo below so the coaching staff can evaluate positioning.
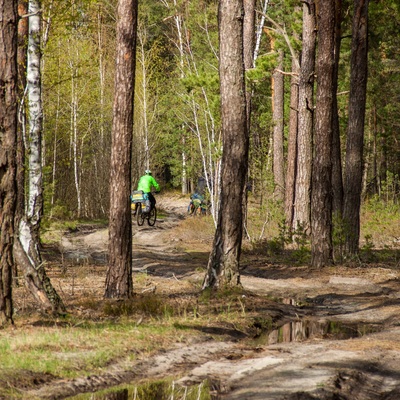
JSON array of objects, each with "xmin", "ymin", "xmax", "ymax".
[
  {"xmin": 37, "ymin": 0, "xmax": 399, "ymax": 220},
  {"xmin": 1, "ymin": 0, "xmax": 400, "ymax": 398},
  {"xmin": 0, "ymin": 0, "xmax": 399, "ymax": 311}
]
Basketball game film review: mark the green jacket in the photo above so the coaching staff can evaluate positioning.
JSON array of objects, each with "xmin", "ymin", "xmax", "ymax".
[{"xmin": 137, "ymin": 175, "xmax": 160, "ymax": 193}]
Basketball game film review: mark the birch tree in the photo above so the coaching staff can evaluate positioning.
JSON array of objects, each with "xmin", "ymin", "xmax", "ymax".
[
  {"xmin": 13, "ymin": 0, "xmax": 65, "ymax": 314},
  {"xmin": 0, "ymin": 0, "xmax": 18, "ymax": 325}
]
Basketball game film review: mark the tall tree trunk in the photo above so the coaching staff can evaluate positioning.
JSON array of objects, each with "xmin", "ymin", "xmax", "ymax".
[
  {"xmin": 243, "ymin": 0, "xmax": 255, "ymax": 238},
  {"xmin": 243, "ymin": 0, "xmax": 256, "ymax": 123},
  {"xmin": 331, "ymin": 0, "xmax": 344, "ymax": 219},
  {"xmin": 293, "ymin": 0, "xmax": 316, "ymax": 234},
  {"xmin": 15, "ymin": 1, "xmax": 28, "ymax": 280},
  {"xmin": 311, "ymin": 0, "xmax": 335, "ymax": 268},
  {"xmin": 105, "ymin": 0, "xmax": 138, "ymax": 298},
  {"xmin": 343, "ymin": 0, "xmax": 369, "ymax": 257},
  {"xmin": 14, "ymin": 0, "xmax": 66, "ymax": 314},
  {"xmin": 285, "ymin": 55, "xmax": 300, "ymax": 229},
  {"xmin": 272, "ymin": 48, "xmax": 285, "ymax": 201},
  {"xmin": 0, "ymin": 0, "xmax": 18, "ymax": 325},
  {"xmin": 203, "ymin": 0, "xmax": 248, "ymax": 289}
]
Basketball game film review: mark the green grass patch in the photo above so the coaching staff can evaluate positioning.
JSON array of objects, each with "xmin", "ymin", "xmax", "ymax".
[{"xmin": 70, "ymin": 379, "xmax": 212, "ymax": 399}]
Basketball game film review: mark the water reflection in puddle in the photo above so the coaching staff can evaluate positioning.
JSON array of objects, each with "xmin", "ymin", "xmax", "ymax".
[
  {"xmin": 266, "ymin": 319, "xmax": 380, "ymax": 345},
  {"xmin": 255, "ymin": 297, "xmax": 382, "ymax": 345}
]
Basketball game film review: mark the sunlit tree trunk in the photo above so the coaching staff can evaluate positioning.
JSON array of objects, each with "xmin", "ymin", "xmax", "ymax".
[
  {"xmin": 94, "ymin": 6, "xmax": 107, "ymax": 215},
  {"xmin": 203, "ymin": 0, "xmax": 248, "ymax": 289},
  {"xmin": 311, "ymin": 0, "xmax": 335, "ymax": 268},
  {"xmin": 70, "ymin": 60, "xmax": 82, "ymax": 216},
  {"xmin": 272, "ymin": 48, "xmax": 285, "ymax": 201},
  {"xmin": 0, "ymin": 0, "xmax": 18, "ymax": 325},
  {"xmin": 14, "ymin": 0, "xmax": 66, "ymax": 314},
  {"xmin": 243, "ymin": 0, "xmax": 256, "ymax": 123},
  {"xmin": 243, "ymin": 0, "xmax": 255, "ymax": 238},
  {"xmin": 293, "ymin": 0, "xmax": 316, "ymax": 234},
  {"xmin": 26, "ymin": 0, "xmax": 43, "ymax": 248},
  {"xmin": 105, "ymin": 0, "xmax": 138, "ymax": 298},
  {"xmin": 343, "ymin": 0, "xmax": 369, "ymax": 257},
  {"xmin": 285, "ymin": 55, "xmax": 300, "ymax": 229},
  {"xmin": 15, "ymin": 1, "xmax": 28, "ymax": 280},
  {"xmin": 49, "ymin": 39, "xmax": 61, "ymax": 216}
]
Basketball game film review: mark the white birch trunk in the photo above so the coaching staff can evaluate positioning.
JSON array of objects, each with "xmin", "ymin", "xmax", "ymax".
[
  {"xmin": 254, "ymin": 0, "xmax": 269, "ymax": 63},
  {"xmin": 15, "ymin": 0, "xmax": 65, "ymax": 313},
  {"xmin": 173, "ymin": 4, "xmax": 188, "ymax": 194},
  {"xmin": 71, "ymin": 65, "xmax": 81, "ymax": 216},
  {"xmin": 26, "ymin": 0, "xmax": 43, "ymax": 226}
]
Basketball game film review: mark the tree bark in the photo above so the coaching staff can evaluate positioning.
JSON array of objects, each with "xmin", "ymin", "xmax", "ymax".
[
  {"xmin": 105, "ymin": 0, "xmax": 138, "ymax": 298},
  {"xmin": 272, "ymin": 48, "xmax": 285, "ymax": 201},
  {"xmin": 0, "ymin": 0, "xmax": 18, "ymax": 325},
  {"xmin": 331, "ymin": 0, "xmax": 344, "ymax": 219},
  {"xmin": 293, "ymin": 0, "xmax": 316, "ymax": 234},
  {"xmin": 203, "ymin": 0, "xmax": 248, "ymax": 289},
  {"xmin": 343, "ymin": 0, "xmax": 369, "ymax": 257},
  {"xmin": 243, "ymin": 0, "xmax": 255, "ymax": 133},
  {"xmin": 243, "ymin": 0, "xmax": 256, "ymax": 237},
  {"xmin": 311, "ymin": 0, "xmax": 336, "ymax": 268},
  {"xmin": 14, "ymin": 1, "xmax": 28, "ymax": 281},
  {"xmin": 285, "ymin": 55, "xmax": 300, "ymax": 229}
]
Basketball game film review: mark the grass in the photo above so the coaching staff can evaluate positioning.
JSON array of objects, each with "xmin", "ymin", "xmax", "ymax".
[
  {"xmin": 70, "ymin": 379, "xmax": 212, "ymax": 399},
  {"xmin": 0, "ymin": 319, "xmax": 161, "ymax": 377},
  {"xmin": 0, "ymin": 286, "xmax": 256, "ymax": 396}
]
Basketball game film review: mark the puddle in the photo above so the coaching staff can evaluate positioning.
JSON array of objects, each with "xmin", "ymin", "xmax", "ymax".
[
  {"xmin": 266, "ymin": 319, "xmax": 381, "ymax": 345},
  {"xmin": 69, "ymin": 379, "xmax": 211, "ymax": 399}
]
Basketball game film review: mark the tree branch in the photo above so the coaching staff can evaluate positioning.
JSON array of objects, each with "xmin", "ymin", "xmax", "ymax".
[
  {"xmin": 256, "ymin": 9, "xmax": 300, "ymax": 70},
  {"xmin": 19, "ymin": 9, "xmax": 42, "ymax": 19}
]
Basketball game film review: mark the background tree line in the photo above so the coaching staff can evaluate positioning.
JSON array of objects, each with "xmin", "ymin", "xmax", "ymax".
[{"xmin": 39, "ymin": 0, "xmax": 399, "ymax": 220}]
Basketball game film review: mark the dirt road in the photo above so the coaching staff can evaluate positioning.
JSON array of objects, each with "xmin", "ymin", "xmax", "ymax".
[{"xmin": 29, "ymin": 194, "xmax": 400, "ymax": 399}]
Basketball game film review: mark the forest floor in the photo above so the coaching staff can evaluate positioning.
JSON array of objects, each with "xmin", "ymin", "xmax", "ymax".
[{"xmin": 8, "ymin": 194, "xmax": 400, "ymax": 399}]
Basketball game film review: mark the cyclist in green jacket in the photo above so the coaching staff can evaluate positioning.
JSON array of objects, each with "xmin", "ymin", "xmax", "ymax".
[{"xmin": 136, "ymin": 170, "xmax": 160, "ymax": 213}]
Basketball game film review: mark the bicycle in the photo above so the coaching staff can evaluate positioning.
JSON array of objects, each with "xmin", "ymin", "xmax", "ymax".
[
  {"xmin": 131, "ymin": 191, "xmax": 157, "ymax": 226},
  {"xmin": 187, "ymin": 193, "xmax": 209, "ymax": 216},
  {"xmin": 188, "ymin": 198, "xmax": 203, "ymax": 215}
]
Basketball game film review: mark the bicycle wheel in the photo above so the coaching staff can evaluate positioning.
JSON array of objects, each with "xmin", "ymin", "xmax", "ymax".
[
  {"xmin": 137, "ymin": 204, "xmax": 145, "ymax": 226},
  {"xmin": 147, "ymin": 206, "xmax": 157, "ymax": 226}
]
